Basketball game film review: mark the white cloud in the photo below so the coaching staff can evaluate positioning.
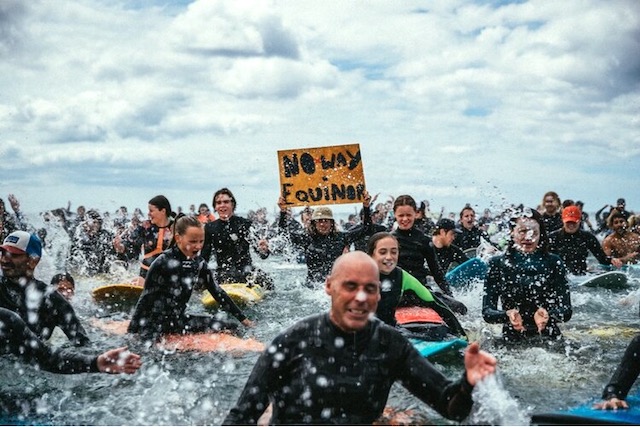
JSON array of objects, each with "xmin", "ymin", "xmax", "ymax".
[{"xmin": 0, "ymin": 0, "xmax": 638, "ymax": 217}]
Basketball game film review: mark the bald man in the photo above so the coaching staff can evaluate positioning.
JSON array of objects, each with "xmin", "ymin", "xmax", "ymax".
[{"xmin": 224, "ymin": 251, "xmax": 497, "ymax": 425}]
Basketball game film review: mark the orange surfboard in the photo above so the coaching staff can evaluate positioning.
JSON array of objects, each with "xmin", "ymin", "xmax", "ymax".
[{"xmin": 90, "ymin": 319, "xmax": 264, "ymax": 354}]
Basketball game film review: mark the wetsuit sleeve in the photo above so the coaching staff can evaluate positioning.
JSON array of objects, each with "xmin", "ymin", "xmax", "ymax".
[
  {"xmin": 223, "ymin": 333, "xmax": 290, "ymax": 425},
  {"xmin": 0, "ymin": 308, "xmax": 98, "ymax": 374},
  {"xmin": 341, "ymin": 206, "xmax": 374, "ymax": 245},
  {"xmin": 587, "ymin": 233, "xmax": 612, "ymax": 266},
  {"xmin": 401, "ymin": 270, "xmax": 435, "ymax": 303},
  {"xmin": 278, "ymin": 211, "xmax": 308, "ymax": 247},
  {"xmin": 49, "ymin": 292, "xmax": 91, "ymax": 346},
  {"xmin": 421, "ymin": 237, "xmax": 452, "ymax": 295},
  {"xmin": 201, "ymin": 223, "xmax": 214, "ymax": 263},
  {"xmin": 396, "ymin": 337, "xmax": 474, "ymax": 421},
  {"xmin": 482, "ymin": 258, "xmax": 509, "ymax": 324},
  {"xmin": 202, "ymin": 269, "xmax": 247, "ymax": 323},
  {"xmin": 602, "ymin": 334, "xmax": 640, "ymax": 400},
  {"xmin": 547, "ymin": 259, "xmax": 572, "ymax": 323}
]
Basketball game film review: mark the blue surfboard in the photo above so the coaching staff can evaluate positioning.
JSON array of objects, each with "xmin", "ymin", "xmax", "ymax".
[
  {"xmin": 445, "ymin": 257, "xmax": 488, "ymax": 288},
  {"xmin": 531, "ymin": 395, "xmax": 640, "ymax": 425},
  {"xmin": 410, "ymin": 337, "xmax": 468, "ymax": 359}
]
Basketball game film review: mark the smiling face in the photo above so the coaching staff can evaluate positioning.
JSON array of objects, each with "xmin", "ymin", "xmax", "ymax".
[
  {"xmin": 214, "ymin": 194, "xmax": 235, "ymax": 220},
  {"xmin": 370, "ymin": 236, "xmax": 398, "ymax": 275},
  {"xmin": 326, "ymin": 252, "xmax": 381, "ymax": 333},
  {"xmin": 0, "ymin": 249, "xmax": 38, "ymax": 280},
  {"xmin": 394, "ymin": 205, "xmax": 416, "ymax": 231},
  {"xmin": 175, "ymin": 225, "xmax": 205, "ymax": 259},
  {"xmin": 543, "ymin": 195, "xmax": 560, "ymax": 215},
  {"xmin": 314, "ymin": 218, "xmax": 334, "ymax": 235},
  {"xmin": 148, "ymin": 203, "xmax": 168, "ymax": 227},
  {"xmin": 563, "ymin": 221, "xmax": 580, "ymax": 234},
  {"xmin": 512, "ymin": 217, "xmax": 541, "ymax": 253}
]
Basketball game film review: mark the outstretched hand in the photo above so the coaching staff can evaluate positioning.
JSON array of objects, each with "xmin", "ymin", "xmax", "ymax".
[
  {"xmin": 464, "ymin": 342, "xmax": 497, "ymax": 386},
  {"xmin": 97, "ymin": 347, "xmax": 142, "ymax": 374},
  {"xmin": 593, "ymin": 397, "xmax": 629, "ymax": 410}
]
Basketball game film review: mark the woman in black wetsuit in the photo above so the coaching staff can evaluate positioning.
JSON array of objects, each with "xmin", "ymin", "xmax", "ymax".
[
  {"xmin": 115, "ymin": 195, "xmax": 175, "ymax": 287},
  {"xmin": 540, "ymin": 191, "xmax": 563, "ymax": 235},
  {"xmin": 276, "ymin": 192, "xmax": 373, "ymax": 288},
  {"xmin": 482, "ymin": 207, "xmax": 572, "ymax": 342},
  {"xmin": 128, "ymin": 215, "xmax": 253, "ymax": 342},
  {"xmin": 391, "ymin": 195, "xmax": 468, "ymax": 315}
]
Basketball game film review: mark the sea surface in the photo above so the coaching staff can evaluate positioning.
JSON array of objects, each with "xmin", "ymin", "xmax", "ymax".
[{"xmin": 1, "ymin": 233, "xmax": 639, "ymax": 425}]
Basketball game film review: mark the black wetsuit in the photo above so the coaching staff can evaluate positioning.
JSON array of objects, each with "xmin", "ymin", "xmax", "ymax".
[
  {"xmin": 0, "ymin": 277, "xmax": 89, "ymax": 345},
  {"xmin": 549, "ymin": 228, "xmax": 612, "ymax": 275},
  {"xmin": 69, "ymin": 228, "xmax": 116, "ymax": 275},
  {"xmin": 429, "ymin": 241, "xmax": 469, "ymax": 272},
  {"xmin": 453, "ymin": 226, "xmax": 490, "ymax": 251},
  {"xmin": 134, "ymin": 223, "xmax": 173, "ymax": 279},
  {"xmin": 392, "ymin": 227, "xmax": 468, "ymax": 314},
  {"xmin": 376, "ymin": 267, "xmax": 466, "ymax": 339},
  {"xmin": 602, "ymin": 334, "xmax": 640, "ymax": 400},
  {"xmin": 482, "ymin": 250, "xmax": 572, "ymax": 342},
  {"xmin": 279, "ymin": 209, "xmax": 373, "ymax": 287},
  {"xmin": 128, "ymin": 246, "xmax": 247, "ymax": 341},
  {"xmin": 201, "ymin": 216, "xmax": 273, "ymax": 289},
  {"xmin": 542, "ymin": 212, "xmax": 563, "ymax": 235},
  {"xmin": 223, "ymin": 313, "xmax": 474, "ymax": 425},
  {"xmin": 352, "ymin": 219, "xmax": 387, "ymax": 252},
  {"xmin": 0, "ymin": 308, "xmax": 98, "ymax": 374}
]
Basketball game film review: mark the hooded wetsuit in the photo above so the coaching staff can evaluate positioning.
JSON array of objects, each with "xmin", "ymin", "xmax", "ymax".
[
  {"xmin": 0, "ymin": 276, "xmax": 89, "ymax": 345},
  {"xmin": 482, "ymin": 250, "xmax": 572, "ymax": 342},
  {"xmin": 128, "ymin": 246, "xmax": 247, "ymax": 341},
  {"xmin": 0, "ymin": 308, "xmax": 97, "ymax": 374},
  {"xmin": 223, "ymin": 313, "xmax": 474, "ymax": 425},
  {"xmin": 549, "ymin": 228, "xmax": 612, "ymax": 275}
]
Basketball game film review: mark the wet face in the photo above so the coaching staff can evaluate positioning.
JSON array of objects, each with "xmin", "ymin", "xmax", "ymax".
[
  {"xmin": 148, "ymin": 204, "xmax": 167, "ymax": 226},
  {"xmin": 512, "ymin": 218, "xmax": 541, "ymax": 254},
  {"xmin": 175, "ymin": 226, "xmax": 205, "ymax": 259},
  {"xmin": 56, "ymin": 279, "xmax": 75, "ymax": 301},
  {"xmin": 214, "ymin": 194, "xmax": 234, "ymax": 220},
  {"xmin": 0, "ymin": 249, "xmax": 38, "ymax": 280},
  {"xmin": 394, "ymin": 205, "xmax": 416, "ymax": 231},
  {"xmin": 460, "ymin": 209, "xmax": 475, "ymax": 230},
  {"xmin": 326, "ymin": 254, "xmax": 380, "ymax": 333},
  {"xmin": 442, "ymin": 229, "xmax": 457, "ymax": 246},
  {"xmin": 563, "ymin": 221, "xmax": 580, "ymax": 234},
  {"xmin": 314, "ymin": 218, "xmax": 334, "ymax": 235},
  {"xmin": 371, "ymin": 236, "xmax": 398, "ymax": 275},
  {"xmin": 612, "ymin": 217, "xmax": 628, "ymax": 235}
]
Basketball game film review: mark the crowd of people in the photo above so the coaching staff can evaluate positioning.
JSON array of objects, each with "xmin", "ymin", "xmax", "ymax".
[{"xmin": 0, "ymin": 189, "xmax": 639, "ymax": 423}]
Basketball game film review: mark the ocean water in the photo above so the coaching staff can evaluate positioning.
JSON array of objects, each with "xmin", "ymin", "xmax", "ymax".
[{"xmin": 2, "ymin": 235, "xmax": 639, "ymax": 425}]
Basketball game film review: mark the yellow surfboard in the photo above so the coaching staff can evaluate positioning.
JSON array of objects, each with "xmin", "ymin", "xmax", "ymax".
[
  {"xmin": 201, "ymin": 283, "xmax": 264, "ymax": 309},
  {"xmin": 91, "ymin": 283, "xmax": 144, "ymax": 304}
]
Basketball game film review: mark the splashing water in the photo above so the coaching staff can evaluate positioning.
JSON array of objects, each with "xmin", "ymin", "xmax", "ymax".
[{"xmin": 469, "ymin": 374, "xmax": 529, "ymax": 425}]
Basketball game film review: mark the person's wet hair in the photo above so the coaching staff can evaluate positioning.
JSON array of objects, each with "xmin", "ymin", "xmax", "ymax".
[
  {"xmin": 148, "ymin": 195, "xmax": 172, "ymax": 217},
  {"xmin": 366, "ymin": 231, "xmax": 397, "ymax": 256},
  {"xmin": 213, "ymin": 188, "xmax": 236, "ymax": 210},
  {"xmin": 393, "ymin": 195, "xmax": 417, "ymax": 212}
]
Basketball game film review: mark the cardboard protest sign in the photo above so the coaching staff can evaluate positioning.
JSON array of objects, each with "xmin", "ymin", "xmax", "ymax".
[{"xmin": 277, "ymin": 143, "xmax": 366, "ymax": 207}]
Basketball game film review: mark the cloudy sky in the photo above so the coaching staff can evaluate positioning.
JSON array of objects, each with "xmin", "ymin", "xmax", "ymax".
[{"xmin": 1, "ymin": 0, "xmax": 638, "ymax": 219}]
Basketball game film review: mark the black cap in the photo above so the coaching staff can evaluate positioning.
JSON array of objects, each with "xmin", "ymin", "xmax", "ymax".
[
  {"xmin": 435, "ymin": 218, "xmax": 460, "ymax": 233},
  {"xmin": 617, "ymin": 198, "xmax": 626, "ymax": 206}
]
